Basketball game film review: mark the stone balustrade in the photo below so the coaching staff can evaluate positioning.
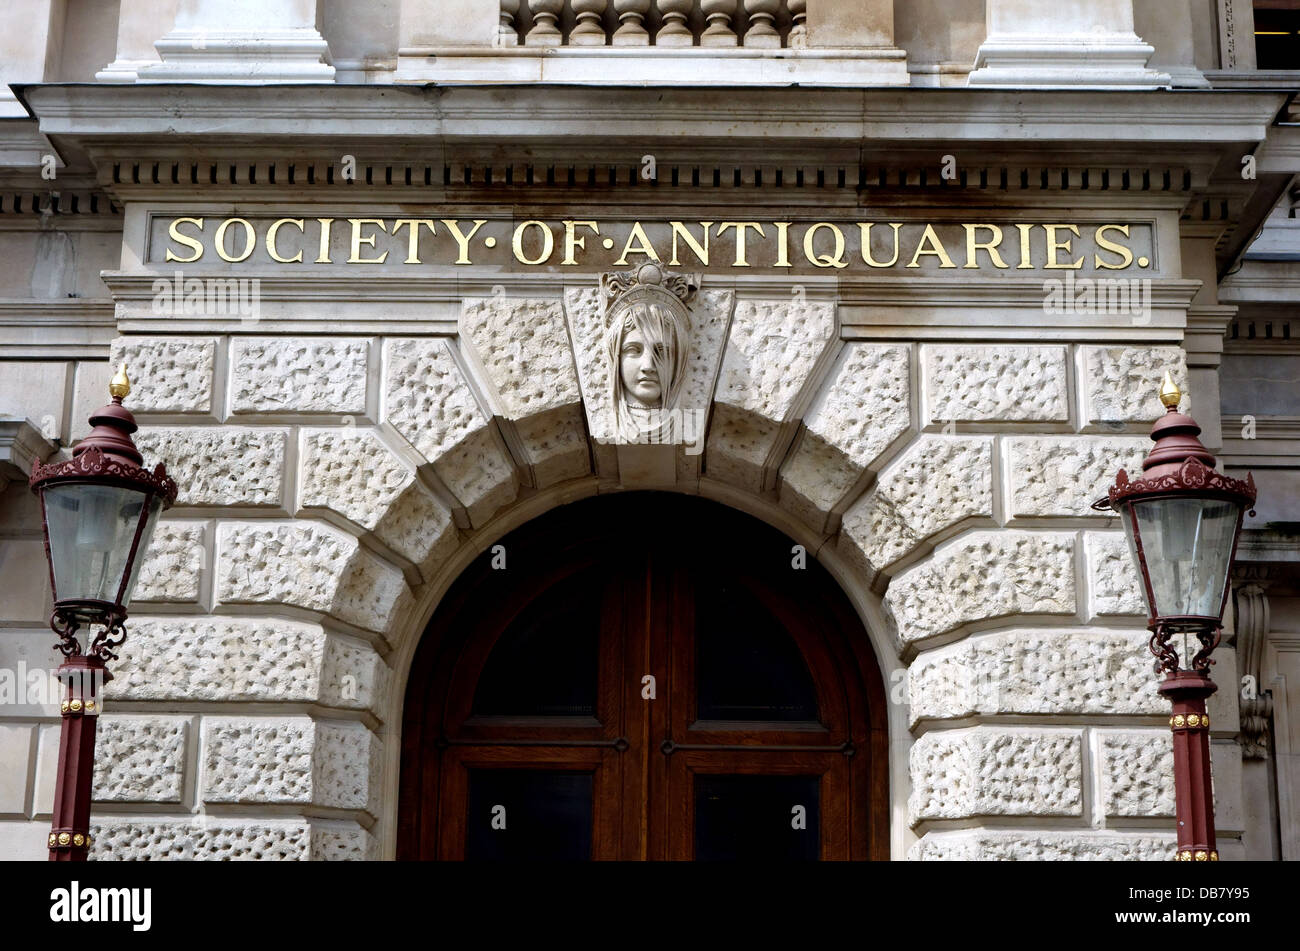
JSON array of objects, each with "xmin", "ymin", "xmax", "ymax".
[{"xmin": 499, "ymin": 0, "xmax": 806, "ymax": 48}]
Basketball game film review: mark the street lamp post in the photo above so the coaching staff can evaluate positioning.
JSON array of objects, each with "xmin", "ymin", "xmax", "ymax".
[
  {"xmin": 28, "ymin": 366, "xmax": 176, "ymax": 861},
  {"xmin": 1093, "ymin": 372, "xmax": 1256, "ymax": 862}
]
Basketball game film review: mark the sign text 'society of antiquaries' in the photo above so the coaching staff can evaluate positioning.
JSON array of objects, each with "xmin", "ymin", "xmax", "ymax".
[{"xmin": 157, "ymin": 216, "xmax": 1158, "ymax": 274}]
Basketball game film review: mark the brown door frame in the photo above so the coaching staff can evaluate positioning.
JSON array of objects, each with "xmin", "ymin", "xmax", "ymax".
[{"xmin": 396, "ymin": 492, "xmax": 890, "ymax": 860}]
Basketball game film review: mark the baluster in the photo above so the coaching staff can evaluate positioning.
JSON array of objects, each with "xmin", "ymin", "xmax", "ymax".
[
  {"xmin": 571, "ymin": 0, "xmax": 609, "ymax": 45},
  {"xmin": 656, "ymin": 0, "xmax": 693, "ymax": 46},
  {"xmin": 499, "ymin": 0, "xmax": 521, "ymax": 46},
  {"xmin": 788, "ymin": 0, "xmax": 806, "ymax": 47},
  {"xmin": 613, "ymin": 0, "xmax": 651, "ymax": 45},
  {"xmin": 743, "ymin": 0, "xmax": 781, "ymax": 47},
  {"xmin": 526, "ymin": 0, "xmax": 564, "ymax": 46},
  {"xmin": 700, "ymin": 0, "xmax": 738, "ymax": 46}
]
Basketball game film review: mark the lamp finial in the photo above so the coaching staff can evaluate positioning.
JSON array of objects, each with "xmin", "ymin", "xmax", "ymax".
[
  {"xmin": 109, "ymin": 363, "xmax": 130, "ymax": 402},
  {"xmin": 1158, "ymin": 370, "xmax": 1181, "ymax": 411}
]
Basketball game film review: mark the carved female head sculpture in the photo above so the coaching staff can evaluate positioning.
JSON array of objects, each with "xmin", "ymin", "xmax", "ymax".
[{"xmin": 602, "ymin": 264, "xmax": 696, "ymax": 442}]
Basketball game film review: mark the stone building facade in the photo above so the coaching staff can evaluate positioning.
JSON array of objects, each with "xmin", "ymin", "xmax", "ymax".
[{"xmin": 0, "ymin": 0, "xmax": 1297, "ymax": 861}]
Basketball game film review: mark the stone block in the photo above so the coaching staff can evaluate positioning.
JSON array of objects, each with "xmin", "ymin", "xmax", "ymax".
[
  {"xmin": 513, "ymin": 405, "xmax": 591, "ymax": 486},
  {"xmin": 910, "ymin": 830, "xmax": 1175, "ymax": 861},
  {"xmin": 459, "ymin": 297, "xmax": 592, "ymax": 486},
  {"xmin": 215, "ymin": 522, "xmax": 409, "ymax": 633},
  {"xmin": 0, "ymin": 361, "xmax": 71, "ymax": 442},
  {"xmin": 1086, "ymin": 531, "xmax": 1146, "ymax": 617},
  {"xmin": 0, "ymin": 538, "xmax": 51, "ymax": 623},
  {"xmin": 230, "ymin": 337, "xmax": 368, "ymax": 414},
  {"xmin": 707, "ymin": 299, "xmax": 837, "ymax": 489},
  {"xmin": 0, "ymin": 725, "xmax": 32, "ymax": 814},
  {"xmin": 0, "ymin": 821, "xmax": 49, "ymax": 860},
  {"xmin": 1083, "ymin": 346, "xmax": 1188, "ymax": 427},
  {"xmin": 562, "ymin": 286, "xmax": 615, "ymax": 444},
  {"xmin": 780, "ymin": 343, "xmax": 912, "ymax": 526},
  {"xmin": 1210, "ymin": 740, "xmax": 1243, "ymax": 833},
  {"xmin": 134, "ymin": 520, "xmax": 206, "ymax": 603},
  {"xmin": 135, "ymin": 427, "xmax": 286, "ymax": 507},
  {"xmin": 201, "ymin": 717, "xmax": 379, "ymax": 814},
  {"xmin": 309, "ymin": 823, "xmax": 378, "ymax": 861},
  {"xmin": 322, "ymin": 635, "xmax": 392, "ymax": 715},
  {"xmin": 91, "ymin": 817, "xmax": 310, "ymax": 860},
  {"xmin": 105, "ymin": 617, "xmax": 388, "ymax": 716},
  {"xmin": 375, "ymin": 484, "xmax": 459, "ymax": 580},
  {"xmin": 300, "ymin": 428, "xmax": 409, "ymax": 530},
  {"xmin": 1007, "ymin": 435, "xmax": 1148, "ymax": 517},
  {"xmin": 87, "ymin": 817, "xmax": 374, "ymax": 861},
  {"xmin": 924, "ymin": 345, "xmax": 1069, "ymax": 423},
  {"xmin": 716, "ymin": 299, "xmax": 837, "ymax": 421},
  {"xmin": 1098, "ymin": 730, "xmax": 1174, "ymax": 818},
  {"xmin": 334, "ymin": 547, "xmax": 414, "ymax": 635},
  {"xmin": 430, "ymin": 427, "xmax": 519, "ymax": 526},
  {"xmin": 31, "ymin": 723, "xmax": 60, "ymax": 815},
  {"xmin": 839, "ymin": 435, "xmax": 993, "ymax": 576},
  {"xmin": 909, "ymin": 727, "xmax": 1084, "ymax": 824},
  {"xmin": 884, "ymin": 531, "xmax": 1076, "ymax": 646},
  {"xmin": 92, "ymin": 716, "xmax": 189, "ymax": 803},
  {"xmin": 778, "ymin": 433, "xmax": 863, "ymax": 529},
  {"xmin": 460, "ymin": 296, "xmax": 582, "ymax": 417},
  {"xmin": 908, "ymin": 628, "xmax": 1164, "ymax": 724},
  {"xmin": 69, "ymin": 361, "xmax": 115, "ymax": 440},
  {"xmin": 703, "ymin": 404, "xmax": 778, "ymax": 493},
  {"xmin": 298, "ymin": 427, "xmax": 459, "ymax": 575},
  {"xmin": 382, "ymin": 337, "xmax": 487, "ymax": 462},
  {"xmin": 383, "ymin": 338, "xmax": 517, "ymax": 525},
  {"xmin": 110, "ymin": 337, "xmax": 216, "ymax": 413}
]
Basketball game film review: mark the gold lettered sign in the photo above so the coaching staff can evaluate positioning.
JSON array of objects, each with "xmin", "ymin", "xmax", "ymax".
[{"xmin": 153, "ymin": 215, "xmax": 1157, "ymax": 275}]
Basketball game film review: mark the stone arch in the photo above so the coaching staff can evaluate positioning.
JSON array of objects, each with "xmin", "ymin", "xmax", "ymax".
[{"xmin": 287, "ymin": 284, "xmax": 1024, "ymax": 859}]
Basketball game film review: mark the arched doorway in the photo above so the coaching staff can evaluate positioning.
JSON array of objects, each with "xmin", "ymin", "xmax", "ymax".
[{"xmin": 397, "ymin": 493, "xmax": 889, "ymax": 860}]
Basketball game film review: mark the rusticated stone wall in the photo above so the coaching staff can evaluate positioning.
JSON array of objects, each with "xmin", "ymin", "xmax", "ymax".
[{"xmin": 0, "ymin": 284, "xmax": 1234, "ymax": 861}]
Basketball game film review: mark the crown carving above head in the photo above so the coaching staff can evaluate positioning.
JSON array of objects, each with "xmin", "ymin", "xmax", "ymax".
[{"xmin": 601, "ymin": 263, "xmax": 699, "ymax": 328}]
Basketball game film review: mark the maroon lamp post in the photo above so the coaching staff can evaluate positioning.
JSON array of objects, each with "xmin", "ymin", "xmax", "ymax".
[
  {"xmin": 1093, "ymin": 372, "xmax": 1256, "ymax": 862},
  {"xmin": 28, "ymin": 365, "xmax": 176, "ymax": 861}
]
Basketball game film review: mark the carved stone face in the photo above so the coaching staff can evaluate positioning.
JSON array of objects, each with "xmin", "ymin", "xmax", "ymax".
[
  {"xmin": 619, "ymin": 326, "xmax": 664, "ymax": 407},
  {"xmin": 601, "ymin": 268, "xmax": 695, "ymax": 442}
]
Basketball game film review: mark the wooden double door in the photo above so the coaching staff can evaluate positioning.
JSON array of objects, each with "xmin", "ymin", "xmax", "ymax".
[{"xmin": 398, "ymin": 493, "xmax": 887, "ymax": 860}]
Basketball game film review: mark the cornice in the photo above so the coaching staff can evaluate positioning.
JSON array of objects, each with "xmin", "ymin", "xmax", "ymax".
[
  {"xmin": 0, "ymin": 118, "xmax": 57, "ymax": 168},
  {"xmin": 0, "ymin": 298, "xmax": 116, "ymax": 358},
  {"xmin": 1220, "ymin": 260, "xmax": 1300, "ymax": 302},
  {"xmin": 97, "ymin": 270, "xmax": 1200, "ymax": 342},
  {"xmin": 1223, "ymin": 416, "xmax": 1300, "ymax": 456},
  {"xmin": 0, "ymin": 417, "xmax": 57, "ymax": 491},
  {"xmin": 1233, "ymin": 527, "xmax": 1300, "ymax": 567},
  {"xmin": 15, "ymin": 84, "xmax": 1289, "ymax": 147}
]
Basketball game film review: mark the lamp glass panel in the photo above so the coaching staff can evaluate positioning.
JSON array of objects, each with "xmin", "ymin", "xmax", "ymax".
[
  {"xmin": 1131, "ymin": 497, "xmax": 1239, "ymax": 620},
  {"xmin": 43, "ymin": 483, "xmax": 159, "ymax": 610},
  {"xmin": 119, "ymin": 494, "xmax": 163, "ymax": 608}
]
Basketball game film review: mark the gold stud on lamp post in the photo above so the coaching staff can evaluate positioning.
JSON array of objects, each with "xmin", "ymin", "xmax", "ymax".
[{"xmin": 28, "ymin": 365, "xmax": 177, "ymax": 860}]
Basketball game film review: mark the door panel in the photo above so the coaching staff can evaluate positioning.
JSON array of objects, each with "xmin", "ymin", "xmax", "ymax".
[
  {"xmin": 693, "ymin": 773, "xmax": 821, "ymax": 861},
  {"xmin": 437, "ymin": 747, "xmax": 621, "ymax": 860},
  {"xmin": 665, "ymin": 751, "xmax": 851, "ymax": 861}
]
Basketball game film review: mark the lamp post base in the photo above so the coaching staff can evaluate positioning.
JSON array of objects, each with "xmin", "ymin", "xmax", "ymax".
[
  {"xmin": 47, "ymin": 655, "xmax": 108, "ymax": 862},
  {"xmin": 1158, "ymin": 670, "xmax": 1219, "ymax": 862}
]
